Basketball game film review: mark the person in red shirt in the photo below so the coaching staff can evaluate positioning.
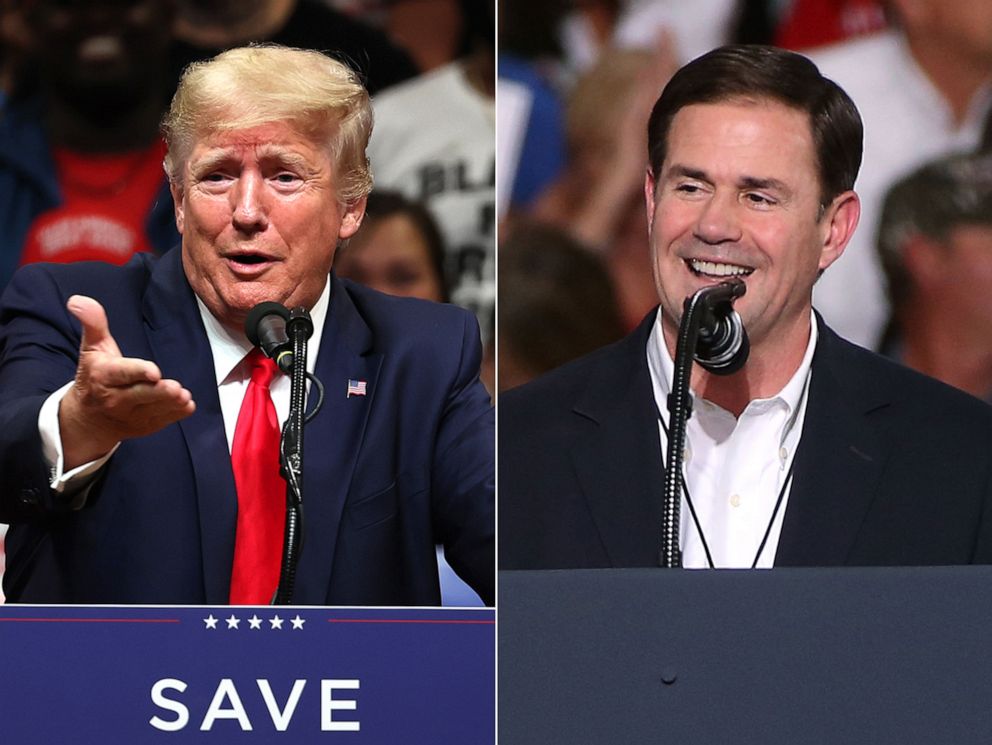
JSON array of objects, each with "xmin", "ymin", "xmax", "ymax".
[{"xmin": 0, "ymin": 0, "xmax": 179, "ymax": 286}]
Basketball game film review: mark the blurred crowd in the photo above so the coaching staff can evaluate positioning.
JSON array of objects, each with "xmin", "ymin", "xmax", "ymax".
[
  {"xmin": 0, "ymin": 0, "xmax": 494, "ymax": 347},
  {"xmin": 498, "ymin": 0, "xmax": 992, "ymax": 405}
]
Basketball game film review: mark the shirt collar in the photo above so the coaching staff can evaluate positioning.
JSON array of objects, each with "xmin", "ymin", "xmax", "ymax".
[
  {"xmin": 647, "ymin": 307, "xmax": 818, "ymax": 418},
  {"xmin": 197, "ymin": 277, "xmax": 331, "ymax": 387}
]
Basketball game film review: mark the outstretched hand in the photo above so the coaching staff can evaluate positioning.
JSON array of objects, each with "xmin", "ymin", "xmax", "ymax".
[{"xmin": 58, "ymin": 295, "xmax": 196, "ymax": 470}]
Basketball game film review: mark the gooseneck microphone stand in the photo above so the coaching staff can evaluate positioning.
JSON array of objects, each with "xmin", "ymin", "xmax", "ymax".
[
  {"xmin": 273, "ymin": 307, "xmax": 317, "ymax": 605},
  {"xmin": 659, "ymin": 279, "xmax": 747, "ymax": 568},
  {"xmin": 245, "ymin": 301, "xmax": 326, "ymax": 604}
]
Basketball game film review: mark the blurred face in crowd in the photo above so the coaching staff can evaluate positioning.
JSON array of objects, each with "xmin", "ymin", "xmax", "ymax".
[
  {"xmin": 26, "ymin": 0, "xmax": 174, "ymax": 113},
  {"xmin": 645, "ymin": 98, "xmax": 858, "ymax": 354},
  {"xmin": 894, "ymin": 0, "xmax": 992, "ymax": 62},
  {"xmin": 924, "ymin": 223, "xmax": 992, "ymax": 334},
  {"xmin": 335, "ymin": 213, "xmax": 445, "ymax": 303},
  {"xmin": 172, "ymin": 119, "xmax": 366, "ymax": 330}
]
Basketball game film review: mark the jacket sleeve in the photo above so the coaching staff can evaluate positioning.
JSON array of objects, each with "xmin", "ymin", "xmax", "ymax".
[
  {"xmin": 430, "ymin": 308, "xmax": 495, "ymax": 605},
  {"xmin": 0, "ymin": 264, "xmax": 83, "ymax": 522}
]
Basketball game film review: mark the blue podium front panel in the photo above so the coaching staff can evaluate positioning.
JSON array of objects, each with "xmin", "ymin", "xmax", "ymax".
[{"xmin": 0, "ymin": 605, "xmax": 493, "ymax": 744}]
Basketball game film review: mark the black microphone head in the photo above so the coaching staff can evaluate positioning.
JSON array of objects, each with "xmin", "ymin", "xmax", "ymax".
[
  {"xmin": 692, "ymin": 280, "xmax": 749, "ymax": 375},
  {"xmin": 245, "ymin": 302, "xmax": 290, "ymax": 347},
  {"xmin": 696, "ymin": 310, "xmax": 749, "ymax": 375}
]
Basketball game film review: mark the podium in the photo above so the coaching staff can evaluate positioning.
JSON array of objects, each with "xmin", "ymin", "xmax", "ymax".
[
  {"xmin": 499, "ymin": 567, "xmax": 992, "ymax": 744},
  {"xmin": 0, "ymin": 605, "xmax": 494, "ymax": 743}
]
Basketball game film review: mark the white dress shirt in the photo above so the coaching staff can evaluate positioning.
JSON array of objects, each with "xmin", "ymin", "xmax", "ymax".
[
  {"xmin": 646, "ymin": 310, "xmax": 817, "ymax": 568},
  {"xmin": 202, "ymin": 282, "xmax": 327, "ymax": 452},
  {"xmin": 38, "ymin": 279, "xmax": 329, "ymax": 492}
]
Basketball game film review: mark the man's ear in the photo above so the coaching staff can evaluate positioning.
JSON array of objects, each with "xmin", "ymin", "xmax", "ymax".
[
  {"xmin": 817, "ymin": 190, "xmax": 860, "ymax": 272},
  {"xmin": 170, "ymin": 180, "xmax": 185, "ymax": 235},
  {"xmin": 338, "ymin": 196, "xmax": 367, "ymax": 240},
  {"xmin": 644, "ymin": 169, "xmax": 657, "ymax": 233}
]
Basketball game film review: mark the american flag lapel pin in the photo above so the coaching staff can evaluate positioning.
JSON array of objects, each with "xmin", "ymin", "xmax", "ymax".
[{"xmin": 347, "ymin": 379, "xmax": 367, "ymax": 398}]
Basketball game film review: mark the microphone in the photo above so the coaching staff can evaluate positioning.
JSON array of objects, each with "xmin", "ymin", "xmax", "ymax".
[
  {"xmin": 691, "ymin": 279, "xmax": 749, "ymax": 375},
  {"xmin": 245, "ymin": 302, "xmax": 294, "ymax": 373}
]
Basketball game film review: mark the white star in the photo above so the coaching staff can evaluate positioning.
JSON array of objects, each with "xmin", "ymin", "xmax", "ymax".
[
  {"xmin": 270, "ymin": 614, "xmax": 284, "ymax": 630},
  {"xmin": 226, "ymin": 615, "xmax": 241, "ymax": 629},
  {"xmin": 290, "ymin": 615, "xmax": 305, "ymax": 630},
  {"xmin": 248, "ymin": 615, "xmax": 263, "ymax": 630},
  {"xmin": 203, "ymin": 614, "xmax": 218, "ymax": 630}
]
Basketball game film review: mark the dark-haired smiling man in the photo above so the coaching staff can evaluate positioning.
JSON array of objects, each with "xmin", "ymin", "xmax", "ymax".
[{"xmin": 500, "ymin": 45, "xmax": 992, "ymax": 570}]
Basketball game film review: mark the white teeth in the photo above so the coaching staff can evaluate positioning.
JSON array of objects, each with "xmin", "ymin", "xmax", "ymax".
[{"xmin": 689, "ymin": 260, "xmax": 753, "ymax": 277}]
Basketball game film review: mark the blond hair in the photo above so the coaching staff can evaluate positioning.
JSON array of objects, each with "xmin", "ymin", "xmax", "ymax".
[{"xmin": 162, "ymin": 44, "xmax": 373, "ymax": 202}]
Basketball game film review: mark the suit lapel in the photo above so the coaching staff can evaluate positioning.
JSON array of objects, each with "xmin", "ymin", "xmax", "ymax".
[
  {"xmin": 775, "ymin": 322, "xmax": 891, "ymax": 566},
  {"xmin": 292, "ymin": 277, "xmax": 382, "ymax": 603},
  {"xmin": 569, "ymin": 314, "xmax": 666, "ymax": 566},
  {"xmin": 142, "ymin": 248, "xmax": 237, "ymax": 603},
  {"xmin": 568, "ymin": 312, "xmax": 893, "ymax": 568},
  {"xmin": 142, "ymin": 261, "xmax": 383, "ymax": 602}
]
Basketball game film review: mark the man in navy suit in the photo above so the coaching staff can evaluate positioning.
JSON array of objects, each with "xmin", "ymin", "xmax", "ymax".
[
  {"xmin": 500, "ymin": 45, "xmax": 992, "ymax": 570},
  {"xmin": 0, "ymin": 46, "xmax": 494, "ymax": 605}
]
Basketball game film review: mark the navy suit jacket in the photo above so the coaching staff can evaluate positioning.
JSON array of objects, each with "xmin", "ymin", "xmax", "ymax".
[
  {"xmin": 499, "ymin": 310, "xmax": 992, "ymax": 569},
  {"xmin": 0, "ymin": 249, "xmax": 494, "ymax": 604}
]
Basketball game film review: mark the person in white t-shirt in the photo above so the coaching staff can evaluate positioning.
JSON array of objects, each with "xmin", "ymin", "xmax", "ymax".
[
  {"xmin": 808, "ymin": 0, "xmax": 992, "ymax": 348},
  {"xmin": 367, "ymin": 13, "xmax": 494, "ymax": 341}
]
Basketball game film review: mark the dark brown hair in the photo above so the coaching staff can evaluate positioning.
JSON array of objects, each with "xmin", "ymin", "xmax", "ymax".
[{"xmin": 647, "ymin": 45, "xmax": 863, "ymax": 207}]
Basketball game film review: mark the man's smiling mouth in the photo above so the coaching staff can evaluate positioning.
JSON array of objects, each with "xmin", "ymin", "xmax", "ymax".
[{"xmin": 686, "ymin": 259, "xmax": 754, "ymax": 278}]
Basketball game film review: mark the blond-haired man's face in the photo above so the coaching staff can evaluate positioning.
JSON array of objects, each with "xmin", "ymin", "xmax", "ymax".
[{"xmin": 172, "ymin": 121, "xmax": 365, "ymax": 330}]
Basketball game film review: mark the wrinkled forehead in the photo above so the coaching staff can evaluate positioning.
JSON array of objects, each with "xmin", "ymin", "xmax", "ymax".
[{"xmin": 174, "ymin": 110, "xmax": 335, "ymax": 169}]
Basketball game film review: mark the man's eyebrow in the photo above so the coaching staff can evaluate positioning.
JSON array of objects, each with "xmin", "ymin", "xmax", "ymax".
[
  {"xmin": 189, "ymin": 150, "xmax": 233, "ymax": 174},
  {"xmin": 189, "ymin": 147, "xmax": 315, "ymax": 175},
  {"xmin": 665, "ymin": 164, "xmax": 709, "ymax": 182},
  {"xmin": 739, "ymin": 175, "xmax": 791, "ymax": 194},
  {"xmin": 254, "ymin": 146, "xmax": 315, "ymax": 172},
  {"xmin": 665, "ymin": 165, "xmax": 792, "ymax": 195}
]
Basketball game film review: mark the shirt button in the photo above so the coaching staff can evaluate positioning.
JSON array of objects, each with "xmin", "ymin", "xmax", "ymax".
[
  {"xmin": 683, "ymin": 446, "xmax": 692, "ymax": 464},
  {"xmin": 779, "ymin": 446, "xmax": 788, "ymax": 467},
  {"xmin": 730, "ymin": 494, "xmax": 741, "ymax": 508}
]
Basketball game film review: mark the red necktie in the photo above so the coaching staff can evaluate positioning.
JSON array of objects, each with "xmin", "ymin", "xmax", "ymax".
[{"xmin": 229, "ymin": 349, "xmax": 284, "ymax": 604}]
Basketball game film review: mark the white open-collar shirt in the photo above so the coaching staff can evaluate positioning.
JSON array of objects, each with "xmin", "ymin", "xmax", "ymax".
[{"xmin": 646, "ymin": 308, "xmax": 818, "ymax": 568}]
